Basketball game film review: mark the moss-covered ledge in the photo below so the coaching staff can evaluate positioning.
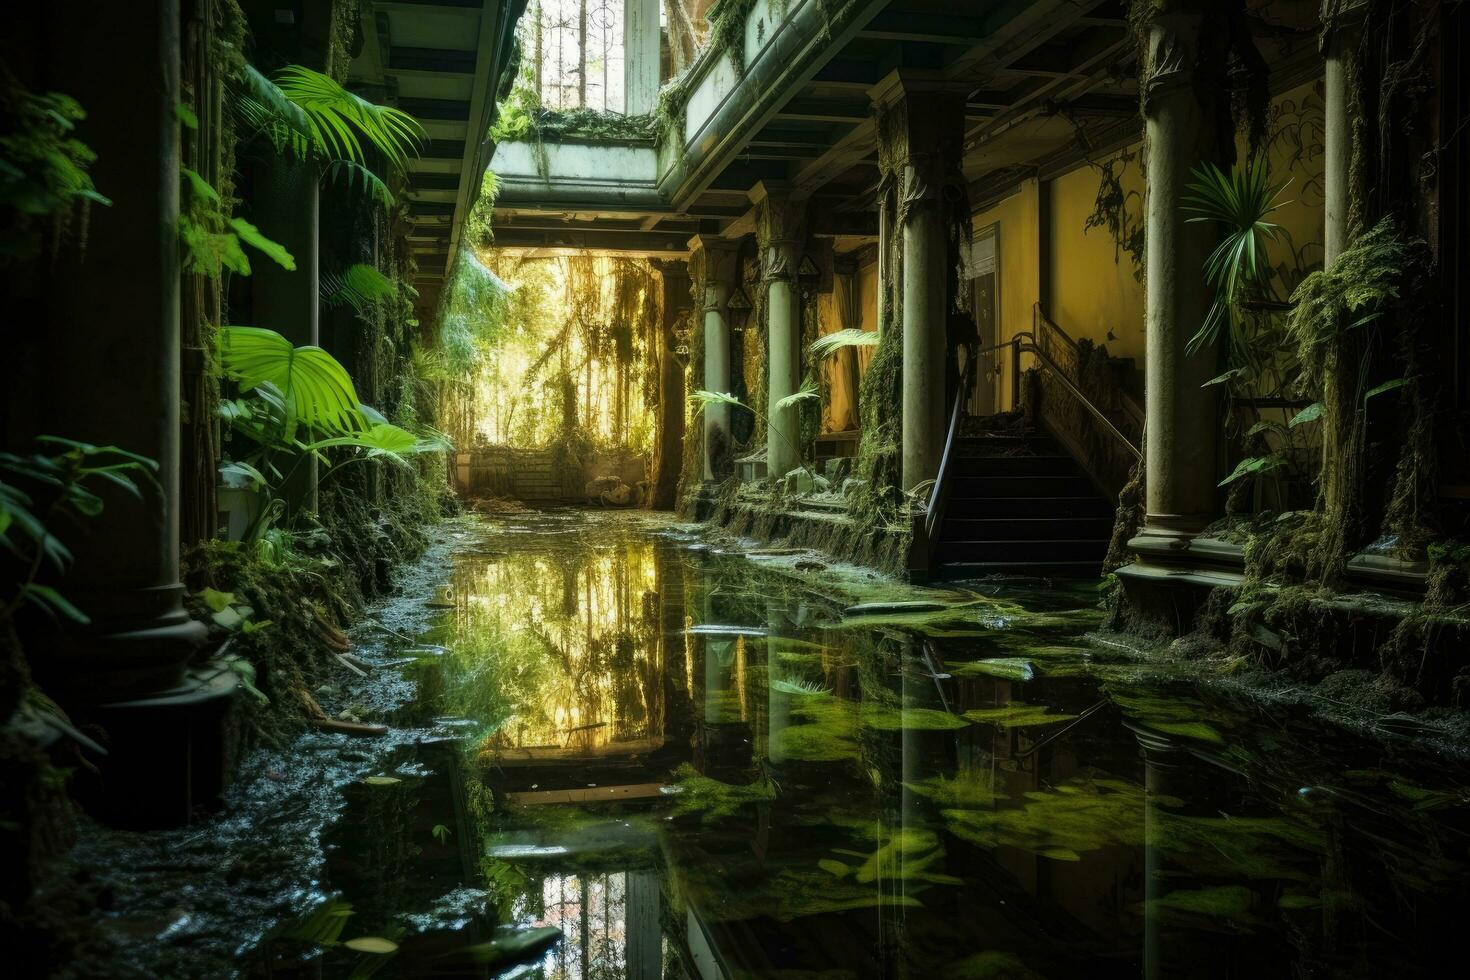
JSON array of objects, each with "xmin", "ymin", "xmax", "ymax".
[{"xmin": 698, "ymin": 483, "xmax": 918, "ymax": 578}]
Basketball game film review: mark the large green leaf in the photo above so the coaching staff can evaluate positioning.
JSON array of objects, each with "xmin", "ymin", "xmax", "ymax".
[
  {"xmin": 229, "ymin": 217, "xmax": 296, "ymax": 271},
  {"xmin": 216, "ymin": 327, "xmax": 365, "ymax": 440},
  {"xmin": 810, "ymin": 328, "xmax": 879, "ymax": 359},
  {"xmin": 273, "ymin": 65, "xmax": 423, "ymax": 172},
  {"xmin": 322, "ymin": 263, "xmax": 396, "ymax": 312}
]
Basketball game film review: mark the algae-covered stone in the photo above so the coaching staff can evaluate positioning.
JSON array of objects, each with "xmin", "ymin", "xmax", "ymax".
[
  {"xmin": 950, "ymin": 658, "xmax": 1036, "ymax": 682},
  {"xmin": 963, "ymin": 703, "xmax": 1076, "ymax": 728}
]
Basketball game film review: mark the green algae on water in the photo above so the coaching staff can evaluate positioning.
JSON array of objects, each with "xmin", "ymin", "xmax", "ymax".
[
  {"xmin": 668, "ymin": 763, "xmax": 776, "ymax": 822},
  {"xmin": 963, "ymin": 703, "xmax": 1077, "ymax": 728},
  {"xmin": 950, "ymin": 658, "xmax": 1036, "ymax": 682}
]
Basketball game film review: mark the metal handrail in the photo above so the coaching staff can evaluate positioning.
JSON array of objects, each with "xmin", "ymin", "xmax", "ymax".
[
  {"xmin": 1032, "ymin": 304, "xmax": 1146, "ymax": 428},
  {"xmin": 924, "ymin": 333, "xmax": 1141, "ymax": 537},
  {"xmin": 923, "ymin": 311, "xmax": 1144, "ymax": 552},
  {"xmin": 1018, "ymin": 340, "xmax": 1142, "ymax": 461},
  {"xmin": 925, "ymin": 347, "xmax": 977, "ymax": 539}
]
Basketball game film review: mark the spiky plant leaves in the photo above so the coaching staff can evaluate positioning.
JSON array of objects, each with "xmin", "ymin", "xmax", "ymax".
[
  {"xmin": 216, "ymin": 326, "xmax": 365, "ymax": 441},
  {"xmin": 322, "ymin": 158, "xmax": 395, "ymax": 209},
  {"xmin": 1181, "ymin": 158, "xmax": 1291, "ymax": 360},
  {"xmin": 773, "ymin": 382, "xmax": 818, "ymax": 414},
  {"xmin": 322, "ymin": 262, "xmax": 396, "ymax": 312},
  {"xmin": 690, "ymin": 390, "xmax": 747, "ymax": 411},
  {"xmin": 273, "ymin": 65, "xmax": 423, "ymax": 172},
  {"xmin": 809, "ymin": 328, "xmax": 879, "ymax": 359},
  {"xmin": 228, "ymin": 217, "xmax": 295, "ymax": 270}
]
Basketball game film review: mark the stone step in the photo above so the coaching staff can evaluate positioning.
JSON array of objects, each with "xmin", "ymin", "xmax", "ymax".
[
  {"xmin": 934, "ymin": 559, "xmax": 1104, "ymax": 580},
  {"xmin": 950, "ymin": 454, "xmax": 1080, "ymax": 478},
  {"xmin": 943, "ymin": 496, "xmax": 1115, "ymax": 519},
  {"xmin": 941, "ymin": 516, "xmax": 1115, "ymax": 540},
  {"xmin": 932, "ymin": 538, "xmax": 1111, "ymax": 563},
  {"xmin": 950, "ymin": 475, "xmax": 1096, "ymax": 498}
]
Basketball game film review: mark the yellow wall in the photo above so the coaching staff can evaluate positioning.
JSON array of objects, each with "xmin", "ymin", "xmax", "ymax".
[
  {"xmin": 972, "ymin": 179, "xmax": 1040, "ymax": 410},
  {"xmin": 1251, "ymin": 78, "xmax": 1327, "ymax": 282},
  {"xmin": 976, "ymin": 78, "xmax": 1327, "ymax": 412},
  {"xmin": 1048, "ymin": 147, "xmax": 1148, "ymax": 365}
]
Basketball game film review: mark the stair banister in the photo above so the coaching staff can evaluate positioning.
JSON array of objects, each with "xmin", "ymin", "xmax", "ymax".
[{"xmin": 924, "ymin": 347, "xmax": 978, "ymax": 540}]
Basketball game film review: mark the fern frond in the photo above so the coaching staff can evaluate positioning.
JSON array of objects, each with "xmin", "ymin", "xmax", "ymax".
[
  {"xmin": 322, "ymin": 263, "xmax": 396, "ymax": 312},
  {"xmin": 809, "ymin": 328, "xmax": 878, "ymax": 359}
]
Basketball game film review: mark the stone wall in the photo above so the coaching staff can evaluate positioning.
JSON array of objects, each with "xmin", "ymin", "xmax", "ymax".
[{"xmin": 455, "ymin": 447, "xmax": 649, "ymax": 503}]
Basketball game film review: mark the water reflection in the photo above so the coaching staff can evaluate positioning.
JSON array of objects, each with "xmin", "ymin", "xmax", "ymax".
[{"xmin": 306, "ymin": 511, "xmax": 1470, "ymax": 978}]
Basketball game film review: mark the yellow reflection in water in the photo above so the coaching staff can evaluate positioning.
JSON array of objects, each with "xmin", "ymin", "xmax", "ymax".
[{"xmin": 449, "ymin": 541, "xmax": 663, "ymax": 756}]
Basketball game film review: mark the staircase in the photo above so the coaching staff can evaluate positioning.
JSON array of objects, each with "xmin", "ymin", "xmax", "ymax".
[{"xmin": 929, "ymin": 422, "xmax": 1115, "ymax": 580}]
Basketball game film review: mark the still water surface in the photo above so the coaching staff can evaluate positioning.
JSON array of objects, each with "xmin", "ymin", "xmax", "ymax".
[{"xmin": 270, "ymin": 511, "xmax": 1470, "ymax": 978}]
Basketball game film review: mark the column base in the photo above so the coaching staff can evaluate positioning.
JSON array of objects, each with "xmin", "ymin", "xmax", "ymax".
[
  {"xmin": 31, "ymin": 585, "xmax": 210, "ymax": 704},
  {"xmin": 69, "ymin": 659, "xmax": 241, "ymax": 829},
  {"xmin": 1128, "ymin": 513, "xmax": 1215, "ymax": 566}
]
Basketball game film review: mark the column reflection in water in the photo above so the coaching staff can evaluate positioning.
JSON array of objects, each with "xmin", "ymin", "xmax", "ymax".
[{"xmin": 1136, "ymin": 727, "xmax": 1182, "ymax": 980}]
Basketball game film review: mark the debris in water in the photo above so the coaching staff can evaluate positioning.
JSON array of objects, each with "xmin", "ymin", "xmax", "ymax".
[
  {"xmin": 459, "ymin": 926, "xmax": 563, "ymax": 966},
  {"xmin": 951, "ymin": 658, "xmax": 1036, "ymax": 682}
]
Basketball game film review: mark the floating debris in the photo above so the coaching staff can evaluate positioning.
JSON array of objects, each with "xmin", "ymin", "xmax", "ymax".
[{"xmin": 951, "ymin": 658, "xmax": 1037, "ymax": 682}]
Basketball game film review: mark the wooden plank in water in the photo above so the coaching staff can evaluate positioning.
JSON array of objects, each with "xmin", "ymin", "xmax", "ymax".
[{"xmin": 505, "ymin": 783, "xmax": 669, "ymax": 806}]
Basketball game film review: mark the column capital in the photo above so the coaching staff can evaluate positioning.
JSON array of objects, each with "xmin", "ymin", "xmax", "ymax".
[
  {"xmin": 686, "ymin": 233, "xmax": 742, "ymax": 260},
  {"xmin": 750, "ymin": 182, "xmax": 804, "ymax": 283},
  {"xmin": 870, "ymin": 77, "xmax": 966, "ymax": 214},
  {"xmin": 1319, "ymin": 0, "xmax": 1367, "ymax": 53},
  {"xmin": 868, "ymin": 69, "xmax": 972, "ymax": 111}
]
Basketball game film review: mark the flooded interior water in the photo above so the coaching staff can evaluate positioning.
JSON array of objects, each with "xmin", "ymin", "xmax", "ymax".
[{"xmin": 254, "ymin": 511, "xmax": 1470, "ymax": 978}]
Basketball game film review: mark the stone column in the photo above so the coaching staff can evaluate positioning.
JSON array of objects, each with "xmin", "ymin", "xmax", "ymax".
[
  {"xmin": 624, "ymin": 0, "xmax": 661, "ymax": 115},
  {"xmin": 248, "ymin": 155, "xmax": 320, "ymax": 513},
  {"xmin": 1133, "ymin": 4, "xmax": 1231, "ymax": 544},
  {"xmin": 689, "ymin": 235, "xmax": 740, "ymax": 481},
  {"xmin": 750, "ymin": 182, "xmax": 806, "ymax": 481},
  {"xmin": 871, "ymin": 75, "xmax": 966, "ymax": 492},
  {"xmin": 649, "ymin": 259, "xmax": 691, "ymax": 509},
  {"xmin": 1323, "ymin": 1, "xmax": 1366, "ymax": 266},
  {"xmin": 23, "ymin": 0, "xmax": 209, "ymax": 699}
]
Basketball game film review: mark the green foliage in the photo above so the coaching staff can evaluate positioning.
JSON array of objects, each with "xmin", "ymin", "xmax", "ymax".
[
  {"xmin": 1, "ymin": 437, "xmax": 157, "ymax": 623},
  {"xmin": 272, "ymin": 65, "xmax": 422, "ymax": 172},
  {"xmin": 179, "ymin": 166, "xmax": 295, "ymax": 277},
  {"xmin": 668, "ymin": 763, "xmax": 776, "ymax": 822},
  {"xmin": 809, "ymin": 328, "xmax": 878, "ymax": 360},
  {"xmin": 464, "ymin": 169, "xmax": 500, "ymax": 248},
  {"xmin": 234, "ymin": 63, "xmax": 422, "ymax": 209},
  {"xmin": 217, "ymin": 326, "xmax": 364, "ymax": 440},
  {"xmin": 322, "ymin": 262, "xmax": 397, "ymax": 313},
  {"xmin": 0, "ymin": 77, "xmax": 111, "ymax": 261},
  {"xmin": 1182, "ymin": 158, "xmax": 1291, "ymax": 359},
  {"xmin": 214, "ymin": 327, "xmax": 446, "ymax": 540}
]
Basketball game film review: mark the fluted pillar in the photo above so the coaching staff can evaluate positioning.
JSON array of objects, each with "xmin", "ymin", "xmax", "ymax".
[
  {"xmin": 1322, "ymin": 1, "xmax": 1366, "ymax": 267},
  {"xmin": 21, "ymin": 0, "xmax": 209, "ymax": 698},
  {"xmin": 689, "ymin": 235, "xmax": 740, "ymax": 481},
  {"xmin": 247, "ymin": 155, "xmax": 319, "ymax": 514},
  {"xmin": 871, "ymin": 74, "xmax": 966, "ymax": 492},
  {"xmin": 1132, "ymin": 3, "xmax": 1232, "ymax": 545},
  {"xmin": 750, "ymin": 182, "xmax": 806, "ymax": 480},
  {"xmin": 649, "ymin": 258, "xmax": 691, "ymax": 509}
]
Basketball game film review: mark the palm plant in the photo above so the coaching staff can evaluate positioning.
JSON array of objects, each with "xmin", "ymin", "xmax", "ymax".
[
  {"xmin": 809, "ymin": 328, "xmax": 878, "ymax": 360},
  {"xmin": 1, "ymin": 437, "xmax": 156, "ymax": 623},
  {"xmin": 690, "ymin": 387, "xmax": 819, "ymax": 482},
  {"xmin": 321, "ymin": 262, "xmax": 399, "ymax": 313},
  {"xmin": 214, "ymin": 327, "xmax": 449, "ymax": 540},
  {"xmin": 234, "ymin": 64, "xmax": 424, "ymax": 209},
  {"xmin": 1181, "ymin": 158, "xmax": 1292, "ymax": 362}
]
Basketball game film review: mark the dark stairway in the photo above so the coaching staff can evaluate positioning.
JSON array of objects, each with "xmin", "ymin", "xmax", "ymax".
[{"xmin": 930, "ymin": 424, "xmax": 1116, "ymax": 580}]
